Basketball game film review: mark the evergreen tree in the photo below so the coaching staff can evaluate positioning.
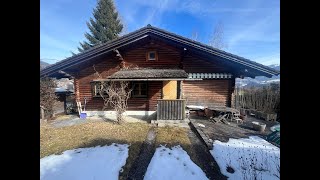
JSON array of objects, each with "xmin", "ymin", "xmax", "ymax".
[{"xmin": 77, "ymin": 0, "xmax": 123, "ymax": 53}]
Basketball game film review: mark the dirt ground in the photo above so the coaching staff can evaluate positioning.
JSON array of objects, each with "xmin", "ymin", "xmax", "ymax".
[{"xmin": 190, "ymin": 115, "xmax": 278, "ymax": 145}]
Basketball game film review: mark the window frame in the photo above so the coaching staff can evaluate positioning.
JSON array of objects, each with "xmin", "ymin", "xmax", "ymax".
[
  {"xmin": 131, "ymin": 81, "xmax": 148, "ymax": 98},
  {"xmin": 146, "ymin": 50, "xmax": 158, "ymax": 61},
  {"xmin": 90, "ymin": 81, "xmax": 109, "ymax": 98}
]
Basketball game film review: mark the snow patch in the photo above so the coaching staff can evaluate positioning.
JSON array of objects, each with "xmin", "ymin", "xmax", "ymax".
[
  {"xmin": 40, "ymin": 143, "xmax": 129, "ymax": 180},
  {"xmin": 210, "ymin": 136, "xmax": 280, "ymax": 180},
  {"xmin": 198, "ymin": 123, "xmax": 205, "ymax": 128},
  {"xmin": 186, "ymin": 105, "xmax": 205, "ymax": 110},
  {"xmin": 144, "ymin": 145, "xmax": 208, "ymax": 180},
  {"xmin": 55, "ymin": 88, "xmax": 67, "ymax": 92}
]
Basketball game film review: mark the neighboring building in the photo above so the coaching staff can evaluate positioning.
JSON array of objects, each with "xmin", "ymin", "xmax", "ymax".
[
  {"xmin": 40, "ymin": 25, "xmax": 279, "ymax": 120},
  {"xmin": 54, "ymin": 87, "xmax": 75, "ymax": 115}
]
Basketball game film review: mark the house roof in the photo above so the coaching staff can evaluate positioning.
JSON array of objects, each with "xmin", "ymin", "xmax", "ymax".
[
  {"xmin": 40, "ymin": 25, "xmax": 279, "ymax": 78},
  {"xmin": 106, "ymin": 68, "xmax": 188, "ymax": 79},
  {"xmin": 54, "ymin": 88, "xmax": 74, "ymax": 95}
]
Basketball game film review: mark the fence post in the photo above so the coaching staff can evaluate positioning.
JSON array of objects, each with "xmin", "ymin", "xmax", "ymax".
[{"xmin": 41, "ymin": 107, "xmax": 44, "ymax": 120}]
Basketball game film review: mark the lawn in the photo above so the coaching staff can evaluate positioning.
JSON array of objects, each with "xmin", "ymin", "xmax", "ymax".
[
  {"xmin": 155, "ymin": 126, "xmax": 192, "ymax": 147},
  {"xmin": 41, "ymin": 121, "xmax": 280, "ymax": 180},
  {"xmin": 40, "ymin": 121, "xmax": 150, "ymax": 180},
  {"xmin": 155, "ymin": 126, "xmax": 199, "ymax": 164},
  {"xmin": 40, "ymin": 121, "xmax": 195, "ymax": 179}
]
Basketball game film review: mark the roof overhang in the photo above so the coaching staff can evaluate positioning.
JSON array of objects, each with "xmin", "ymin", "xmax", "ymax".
[
  {"xmin": 40, "ymin": 25, "xmax": 279, "ymax": 79},
  {"xmin": 92, "ymin": 78, "xmax": 202, "ymax": 82},
  {"xmin": 107, "ymin": 69, "xmax": 188, "ymax": 79}
]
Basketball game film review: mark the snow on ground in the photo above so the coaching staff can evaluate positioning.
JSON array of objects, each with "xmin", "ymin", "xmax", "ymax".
[
  {"xmin": 144, "ymin": 145, "xmax": 208, "ymax": 180},
  {"xmin": 210, "ymin": 136, "xmax": 280, "ymax": 180},
  {"xmin": 40, "ymin": 143, "xmax": 129, "ymax": 180}
]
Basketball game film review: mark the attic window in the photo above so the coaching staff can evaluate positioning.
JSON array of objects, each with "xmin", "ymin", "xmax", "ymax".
[{"xmin": 147, "ymin": 51, "xmax": 158, "ymax": 61}]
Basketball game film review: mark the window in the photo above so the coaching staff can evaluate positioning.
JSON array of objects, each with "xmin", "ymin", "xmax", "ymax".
[
  {"xmin": 91, "ymin": 82, "xmax": 109, "ymax": 97},
  {"xmin": 146, "ymin": 51, "xmax": 158, "ymax": 61},
  {"xmin": 132, "ymin": 82, "xmax": 147, "ymax": 97}
]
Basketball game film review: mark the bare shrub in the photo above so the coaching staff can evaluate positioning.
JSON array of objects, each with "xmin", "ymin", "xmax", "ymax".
[
  {"xmin": 93, "ymin": 65, "xmax": 132, "ymax": 123},
  {"xmin": 40, "ymin": 77, "xmax": 57, "ymax": 118},
  {"xmin": 234, "ymin": 83, "xmax": 280, "ymax": 114}
]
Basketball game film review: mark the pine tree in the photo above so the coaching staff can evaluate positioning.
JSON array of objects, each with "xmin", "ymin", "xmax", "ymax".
[{"xmin": 77, "ymin": 0, "xmax": 123, "ymax": 53}]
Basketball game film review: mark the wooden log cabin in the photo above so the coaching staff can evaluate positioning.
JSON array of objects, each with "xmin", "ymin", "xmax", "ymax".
[{"xmin": 40, "ymin": 25, "xmax": 279, "ymax": 121}]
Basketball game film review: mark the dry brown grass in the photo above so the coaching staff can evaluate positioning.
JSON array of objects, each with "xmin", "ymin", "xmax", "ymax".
[
  {"xmin": 155, "ymin": 126, "xmax": 206, "ymax": 172},
  {"xmin": 40, "ymin": 122, "xmax": 202, "ymax": 179},
  {"xmin": 155, "ymin": 126, "xmax": 192, "ymax": 147},
  {"xmin": 50, "ymin": 114, "xmax": 74, "ymax": 121},
  {"xmin": 40, "ymin": 121, "xmax": 150, "ymax": 180},
  {"xmin": 40, "ymin": 121, "xmax": 150, "ymax": 158}
]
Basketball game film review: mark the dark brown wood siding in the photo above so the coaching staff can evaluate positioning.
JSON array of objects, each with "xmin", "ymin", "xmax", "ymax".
[
  {"xmin": 182, "ymin": 80, "xmax": 232, "ymax": 107},
  {"xmin": 183, "ymin": 54, "xmax": 230, "ymax": 73},
  {"xmin": 75, "ymin": 55, "xmax": 120, "ymax": 110},
  {"xmin": 126, "ymin": 81, "xmax": 162, "ymax": 111},
  {"xmin": 75, "ymin": 40, "xmax": 234, "ymax": 110},
  {"xmin": 76, "ymin": 56, "xmax": 162, "ymax": 110},
  {"xmin": 124, "ymin": 42, "xmax": 181, "ymax": 68}
]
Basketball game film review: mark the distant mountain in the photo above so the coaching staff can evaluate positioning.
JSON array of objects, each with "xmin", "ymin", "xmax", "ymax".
[
  {"xmin": 40, "ymin": 60, "xmax": 50, "ymax": 70},
  {"xmin": 268, "ymin": 64, "xmax": 280, "ymax": 71},
  {"xmin": 54, "ymin": 78, "xmax": 74, "ymax": 92},
  {"xmin": 236, "ymin": 64, "xmax": 280, "ymax": 88}
]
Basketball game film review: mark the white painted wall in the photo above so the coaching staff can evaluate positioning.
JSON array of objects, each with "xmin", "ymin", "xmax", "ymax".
[{"xmin": 85, "ymin": 111, "xmax": 156, "ymax": 122}]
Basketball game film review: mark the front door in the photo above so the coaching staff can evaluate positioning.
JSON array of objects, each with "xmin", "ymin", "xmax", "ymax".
[{"xmin": 162, "ymin": 81, "xmax": 177, "ymax": 99}]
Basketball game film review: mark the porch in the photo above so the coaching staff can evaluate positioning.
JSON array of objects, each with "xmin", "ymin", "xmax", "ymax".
[{"xmin": 85, "ymin": 68, "xmax": 191, "ymax": 122}]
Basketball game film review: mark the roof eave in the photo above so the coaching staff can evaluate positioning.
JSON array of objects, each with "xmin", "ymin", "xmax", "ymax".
[{"xmin": 40, "ymin": 25, "xmax": 279, "ymax": 79}]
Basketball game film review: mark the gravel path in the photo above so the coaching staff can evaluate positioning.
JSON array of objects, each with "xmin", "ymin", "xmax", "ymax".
[{"xmin": 50, "ymin": 115, "xmax": 105, "ymax": 128}]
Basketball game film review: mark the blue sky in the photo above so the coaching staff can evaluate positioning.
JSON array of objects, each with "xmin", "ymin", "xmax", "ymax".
[{"xmin": 40, "ymin": 0, "xmax": 280, "ymax": 66}]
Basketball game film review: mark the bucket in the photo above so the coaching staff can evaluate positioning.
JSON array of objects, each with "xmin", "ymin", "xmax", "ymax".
[
  {"xmin": 80, "ymin": 112, "xmax": 87, "ymax": 119},
  {"xmin": 252, "ymin": 121, "xmax": 266, "ymax": 132}
]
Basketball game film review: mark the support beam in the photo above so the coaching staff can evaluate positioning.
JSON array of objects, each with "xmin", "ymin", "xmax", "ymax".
[{"xmin": 179, "ymin": 47, "xmax": 187, "ymax": 69}]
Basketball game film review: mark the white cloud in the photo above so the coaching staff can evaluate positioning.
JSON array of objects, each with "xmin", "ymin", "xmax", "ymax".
[
  {"xmin": 41, "ymin": 0, "xmax": 279, "ymax": 63},
  {"xmin": 144, "ymin": 0, "xmax": 174, "ymax": 26},
  {"xmin": 120, "ymin": 0, "xmax": 263, "ymax": 16},
  {"xmin": 227, "ymin": 8, "xmax": 280, "ymax": 48}
]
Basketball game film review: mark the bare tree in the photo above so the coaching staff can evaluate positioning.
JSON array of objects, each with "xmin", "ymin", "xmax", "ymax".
[
  {"xmin": 191, "ymin": 29, "xmax": 198, "ymax": 41},
  {"xmin": 209, "ymin": 21, "xmax": 228, "ymax": 50},
  {"xmin": 93, "ymin": 65, "xmax": 132, "ymax": 123}
]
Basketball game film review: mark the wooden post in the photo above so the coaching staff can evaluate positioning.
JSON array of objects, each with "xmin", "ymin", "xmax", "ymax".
[
  {"xmin": 63, "ymin": 94, "xmax": 67, "ymax": 114},
  {"xmin": 41, "ymin": 107, "xmax": 44, "ymax": 120}
]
